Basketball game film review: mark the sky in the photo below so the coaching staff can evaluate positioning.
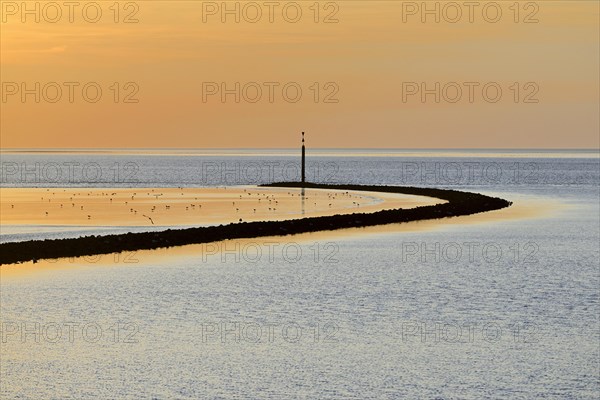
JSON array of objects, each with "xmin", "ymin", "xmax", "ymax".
[{"xmin": 1, "ymin": 1, "xmax": 599, "ymax": 149}]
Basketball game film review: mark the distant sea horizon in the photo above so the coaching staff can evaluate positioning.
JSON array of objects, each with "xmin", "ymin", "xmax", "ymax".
[{"xmin": 2, "ymin": 148, "xmax": 598, "ymax": 159}]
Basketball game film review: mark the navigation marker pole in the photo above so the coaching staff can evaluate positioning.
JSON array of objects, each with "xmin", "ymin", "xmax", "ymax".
[{"xmin": 301, "ymin": 132, "xmax": 306, "ymax": 185}]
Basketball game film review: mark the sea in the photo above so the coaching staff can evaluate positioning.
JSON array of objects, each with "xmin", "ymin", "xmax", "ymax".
[{"xmin": 1, "ymin": 149, "xmax": 598, "ymax": 399}]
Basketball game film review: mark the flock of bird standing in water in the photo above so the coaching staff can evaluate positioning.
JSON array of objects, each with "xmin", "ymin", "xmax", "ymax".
[{"xmin": 7, "ymin": 187, "xmax": 368, "ymax": 226}]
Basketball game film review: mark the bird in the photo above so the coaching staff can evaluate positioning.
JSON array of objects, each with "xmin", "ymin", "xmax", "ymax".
[{"xmin": 142, "ymin": 214, "xmax": 154, "ymax": 225}]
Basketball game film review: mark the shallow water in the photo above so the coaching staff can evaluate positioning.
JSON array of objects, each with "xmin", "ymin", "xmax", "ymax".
[
  {"xmin": 1, "ymin": 150, "xmax": 598, "ymax": 399},
  {"xmin": 0, "ymin": 186, "xmax": 438, "ymax": 243}
]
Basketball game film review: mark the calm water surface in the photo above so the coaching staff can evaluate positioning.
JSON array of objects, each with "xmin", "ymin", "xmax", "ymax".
[{"xmin": 1, "ymin": 150, "xmax": 598, "ymax": 399}]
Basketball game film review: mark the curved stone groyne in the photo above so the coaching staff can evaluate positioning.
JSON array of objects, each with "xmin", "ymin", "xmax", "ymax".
[{"xmin": 0, "ymin": 183, "xmax": 511, "ymax": 265}]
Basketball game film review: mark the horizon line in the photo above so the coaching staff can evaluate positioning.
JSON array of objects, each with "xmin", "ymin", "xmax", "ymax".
[{"xmin": 2, "ymin": 147, "xmax": 599, "ymax": 152}]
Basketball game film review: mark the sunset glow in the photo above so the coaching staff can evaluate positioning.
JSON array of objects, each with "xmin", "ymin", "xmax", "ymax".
[{"xmin": 1, "ymin": 1, "xmax": 598, "ymax": 148}]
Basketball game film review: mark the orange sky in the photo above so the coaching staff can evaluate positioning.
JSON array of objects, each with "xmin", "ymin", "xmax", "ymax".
[{"xmin": 1, "ymin": 1, "xmax": 598, "ymax": 149}]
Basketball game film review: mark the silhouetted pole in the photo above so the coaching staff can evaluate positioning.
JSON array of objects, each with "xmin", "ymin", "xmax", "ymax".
[{"xmin": 301, "ymin": 132, "xmax": 306, "ymax": 184}]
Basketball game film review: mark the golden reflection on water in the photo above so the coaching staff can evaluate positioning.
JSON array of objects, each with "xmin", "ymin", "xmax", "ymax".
[
  {"xmin": 0, "ymin": 187, "xmax": 440, "ymax": 228},
  {"xmin": 1, "ymin": 194, "xmax": 561, "ymax": 280}
]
